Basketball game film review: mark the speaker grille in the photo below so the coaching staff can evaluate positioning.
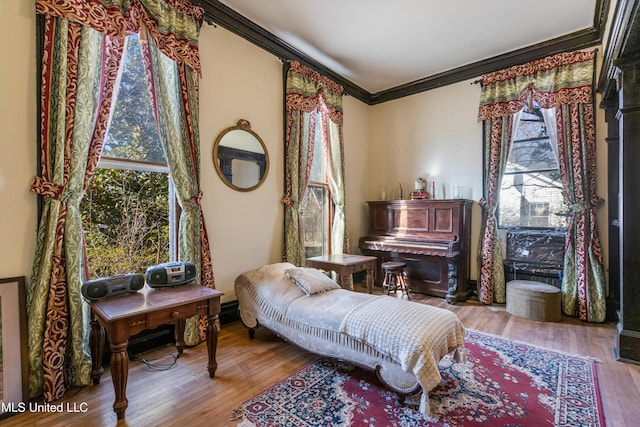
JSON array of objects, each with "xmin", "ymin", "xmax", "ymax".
[
  {"xmin": 84, "ymin": 283, "xmax": 107, "ymax": 299},
  {"xmin": 130, "ymin": 274, "xmax": 145, "ymax": 290}
]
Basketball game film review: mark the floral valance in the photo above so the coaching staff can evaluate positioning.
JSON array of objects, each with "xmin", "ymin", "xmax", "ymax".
[
  {"xmin": 286, "ymin": 60, "xmax": 343, "ymax": 125},
  {"xmin": 35, "ymin": 0, "xmax": 203, "ymax": 73},
  {"xmin": 478, "ymin": 50, "xmax": 595, "ymax": 121}
]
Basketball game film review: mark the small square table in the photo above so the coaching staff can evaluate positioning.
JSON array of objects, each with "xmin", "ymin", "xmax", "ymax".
[
  {"xmin": 306, "ymin": 254, "xmax": 377, "ymax": 293},
  {"xmin": 89, "ymin": 283, "xmax": 223, "ymax": 420}
]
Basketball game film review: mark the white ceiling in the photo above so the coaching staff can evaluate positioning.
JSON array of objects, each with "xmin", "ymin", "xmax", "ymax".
[{"xmin": 219, "ymin": 0, "xmax": 598, "ymax": 93}]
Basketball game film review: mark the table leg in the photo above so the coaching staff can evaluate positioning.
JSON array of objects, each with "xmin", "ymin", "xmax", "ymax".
[
  {"xmin": 338, "ymin": 274, "xmax": 351, "ymax": 290},
  {"xmin": 89, "ymin": 319, "xmax": 104, "ymax": 385},
  {"xmin": 206, "ymin": 314, "xmax": 220, "ymax": 378},
  {"xmin": 109, "ymin": 341, "xmax": 129, "ymax": 420},
  {"xmin": 366, "ymin": 268, "xmax": 374, "ymax": 294},
  {"xmin": 175, "ymin": 318, "xmax": 186, "ymax": 355}
]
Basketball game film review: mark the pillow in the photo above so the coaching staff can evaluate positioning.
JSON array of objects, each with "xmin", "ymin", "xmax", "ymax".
[{"xmin": 284, "ymin": 267, "xmax": 341, "ymax": 295}]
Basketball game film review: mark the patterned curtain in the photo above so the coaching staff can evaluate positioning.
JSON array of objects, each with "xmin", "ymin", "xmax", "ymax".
[
  {"xmin": 477, "ymin": 50, "xmax": 606, "ymax": 322},
  {"xmin": 28, "ymin": 15, "xmax": 124, "ymax": 401},
  {"xmin": 283, "ymin": 106, "xmax": 316, "ymax": 266},
  {"xmin": 138, "ymin": 28, "xmax": 214, "ymax": 345},
  {"xmin": 555, "ymin": 103, "xmax": 606, "ymax": 322},
  {"xmin": 477, "ymin": 116, "xmax": 513, "ymax": 304},
  {"xmin": 326, "ymin": 118, "xmax": 347, "ymax": 256},
  {"xmin": 31, "ymin": 0, "xmax": 206, "ymax": 401},
  {"xmin": 283, "ymin": 61, "xmax": 345, "ymax": 265},
  {"xmin": 35, "ymin": 0, "xmax": 202, "ymax": 73}
]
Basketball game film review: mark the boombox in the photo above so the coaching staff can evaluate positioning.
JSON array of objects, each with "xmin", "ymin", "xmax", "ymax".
[
  {"xmin": 81, "ymin": 273, "xmax": 145, "ymax": 301},
  {"xmin": 146, "ymin": 262, "xmax": 197, "ymax": 288}
]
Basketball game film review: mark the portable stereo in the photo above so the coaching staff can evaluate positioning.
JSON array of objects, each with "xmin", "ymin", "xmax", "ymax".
[
  {"xmin": 81, "ymin": 273, "xmax": 145, "ymax": 301},
  {"xmin": 146, "ymin": 261, "xmax": 197, "ymax": 288}
]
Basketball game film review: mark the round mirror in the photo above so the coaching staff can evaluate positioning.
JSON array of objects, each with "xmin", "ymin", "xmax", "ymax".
[{"xmin": 212, "ymin": 119, "xmax": 269, "ymax": 192}]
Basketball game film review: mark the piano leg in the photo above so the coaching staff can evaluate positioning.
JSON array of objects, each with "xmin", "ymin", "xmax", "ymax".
[{"xmin": 446, "ymin": 257, "xmax": 460, "ymax": 305}]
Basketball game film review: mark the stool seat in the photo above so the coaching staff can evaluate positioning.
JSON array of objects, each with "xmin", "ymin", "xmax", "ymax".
[
  {"xmin": 381, "ymin": 262, "xmax": 410, "ymax": 299},
  {"xmin": 381, "ymin": 261, "xmax": 406, "ymax": 270},
  {"xmin": 506, "ymin": 280, "xmax": 561, "ymax": 322}
]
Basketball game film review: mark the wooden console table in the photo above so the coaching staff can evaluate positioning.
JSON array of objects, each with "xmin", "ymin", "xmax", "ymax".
[
  {"xmin": 306, "ymin": 254, "xmax": 377, "ymax": 293},
  {"xmin": 89, "ymin": 284, "xmax": 223, "ymax": 420}
]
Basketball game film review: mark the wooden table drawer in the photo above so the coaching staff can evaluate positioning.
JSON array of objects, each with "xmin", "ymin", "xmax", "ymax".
[{"xmin": 148, "ymin": 302, "xmax": 197, "ymax": 326}]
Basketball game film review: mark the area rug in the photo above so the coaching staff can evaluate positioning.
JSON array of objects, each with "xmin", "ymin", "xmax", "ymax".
[{"xmin": 236, "ymin": 330, "xmax": 606, "ymax": 426}]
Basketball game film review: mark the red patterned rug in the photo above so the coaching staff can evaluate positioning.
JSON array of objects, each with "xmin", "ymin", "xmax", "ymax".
[{"xmin": 236, "ymin": 330, "xmax": 606, "ymax": 426}]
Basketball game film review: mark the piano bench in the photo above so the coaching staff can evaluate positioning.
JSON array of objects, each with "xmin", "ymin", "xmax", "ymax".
[
  {"xmin": 381, "ymin": 262, "xmax": 411, "ymax": 299},
  {"xmin": 506, "ymin": 280, "xmax": 561, "ymax": 322}
]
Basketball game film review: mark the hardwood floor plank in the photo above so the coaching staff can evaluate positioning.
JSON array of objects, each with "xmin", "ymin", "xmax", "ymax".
[{"xmin": 2, "ymin": 289, "xmax": 638, "ymax": 426}]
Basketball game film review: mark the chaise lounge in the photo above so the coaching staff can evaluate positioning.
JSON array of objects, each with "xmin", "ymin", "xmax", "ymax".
[{"xmin": 235, "ymin": 262, "xmax": 467, "ymax": 414}]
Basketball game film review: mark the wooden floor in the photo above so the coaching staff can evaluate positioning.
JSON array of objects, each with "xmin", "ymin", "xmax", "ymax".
[{"xmin": 3, "ymin": 286, "xmax": 640, "ymax": 427}]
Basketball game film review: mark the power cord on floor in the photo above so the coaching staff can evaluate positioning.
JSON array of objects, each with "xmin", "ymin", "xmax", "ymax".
[{"xmin": 129, "ymin": 351, "xmax": 180, "ymax": 371}]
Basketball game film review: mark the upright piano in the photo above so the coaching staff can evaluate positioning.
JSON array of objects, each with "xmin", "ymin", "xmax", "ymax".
[{"xmin": 359, "ymin": 199, "xmax": 473, "ymax": 304}]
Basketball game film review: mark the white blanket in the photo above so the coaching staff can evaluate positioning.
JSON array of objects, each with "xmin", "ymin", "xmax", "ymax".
[{"xmin": 339, "ymin": 296, "xmax": 466, "ymax": 415}]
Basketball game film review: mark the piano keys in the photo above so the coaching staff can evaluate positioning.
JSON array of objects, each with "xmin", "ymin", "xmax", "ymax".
[
  {"xmin": 359, "ymin": 199, "xmax": 473, "ymax": 304},
  {"xmin": 359, "ymin": 238, "xmax": 453, "ymax": 256}
]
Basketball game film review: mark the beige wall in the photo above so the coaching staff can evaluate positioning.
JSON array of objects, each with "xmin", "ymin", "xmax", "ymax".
[
  {"xmin": 0, "ymin": 0, "xmax": 609, "ymax": 301},
  {"xmin": 197, "ymin": 24, "xmax": 371, "ymax": 302},
  {"xmin": 368, "ymin": 81, "xmax": 485, "ymax": 278},
  {"xmin": 0, "ymin": 0, "xmax": 37, "ymax": 280},
  {"xmin": 198, "ymin": 25, "xmax": 284, "ymax": 302},
  {"xmin": 342, "ymin": 96, "xmax": 371, "ymax": 253}
]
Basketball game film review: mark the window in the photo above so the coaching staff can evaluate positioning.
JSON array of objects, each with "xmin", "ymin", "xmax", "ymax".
[
  {"xmin": 498, "ymin": 101, "xmax": 569, "ymax": 229},
  {"xmin": 81, "ymin": 34, "xmax": 175, "ymax": 279},
  {"xmin": 300, "ymin": 114, "xmax": 332, "ymax": 258}
]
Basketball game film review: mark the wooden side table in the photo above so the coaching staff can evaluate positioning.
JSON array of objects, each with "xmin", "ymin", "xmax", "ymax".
[
  {"xmin": 89, "ymin": 284, "xmax": 223, "ymax": 420},
  {"xmin": 306, "ymin": 254, "xmax": 377, "ymax": 293}
]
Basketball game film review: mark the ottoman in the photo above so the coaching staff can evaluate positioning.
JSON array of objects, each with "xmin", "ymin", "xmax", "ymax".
[{"xmin": 506, "ymin": 280, "xmax": 561, "ymax": 322}]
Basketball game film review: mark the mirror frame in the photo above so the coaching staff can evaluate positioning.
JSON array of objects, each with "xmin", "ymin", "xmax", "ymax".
[{"xmin": 212, "ymin": 119, "xmax": 269, "ymax": 192}]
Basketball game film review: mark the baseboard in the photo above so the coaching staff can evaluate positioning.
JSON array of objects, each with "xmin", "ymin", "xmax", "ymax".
[
  {"xmin": 127, "ymin": 324, "xmax": 175, "ymax": 357},
  {"xmin": 340, "ymin": 274, "xmax": 478, "ymax": 298},
  {"xmin": 220, "ymin": 300, "xmax": 240, "ymax": 325}
]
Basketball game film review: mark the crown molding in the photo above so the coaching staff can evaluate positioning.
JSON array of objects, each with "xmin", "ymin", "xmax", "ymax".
[
  {"xmin": 370, "ymin": 26, "xmax": 604, "ymax": 104},
  {"xmin": 193, "ymin": 0, "xmax": 370, "ymax": 102},
  {"xmin": 195, "ymin": 0, "xmax": 608, "ymax": 106}
]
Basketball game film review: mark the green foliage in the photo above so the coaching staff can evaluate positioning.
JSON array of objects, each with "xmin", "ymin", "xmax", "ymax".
[{"xmin": 82, "ymin": 168, "xmax": 170, "ymax": 279}]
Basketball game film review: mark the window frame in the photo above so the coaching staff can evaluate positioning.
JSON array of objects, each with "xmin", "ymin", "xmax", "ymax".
[
  {"xmin": 492, "ymin": 104, "xmax": 568, "ymax": 232},
  {"xmin": 301, "ymin": 114, "xmax": 335, "ymax": 258},
  {"xmin": 96, "ymin": 156, "xmax": 179, "ymax": 262},
  {"xmin": 300, "ymin": 182, "xmax": 332, "ymax": 258},
  {"xmin": 82, "ymin": 31, "xmax": 180, "ymax": 272}
]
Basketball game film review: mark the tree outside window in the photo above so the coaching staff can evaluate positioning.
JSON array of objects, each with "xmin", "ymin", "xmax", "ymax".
[{"xmin": 81, "ymin": 34, "xmax": 174, "ymax": 279}]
